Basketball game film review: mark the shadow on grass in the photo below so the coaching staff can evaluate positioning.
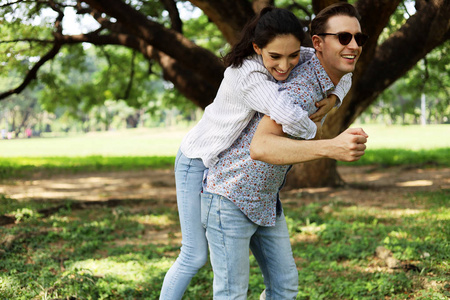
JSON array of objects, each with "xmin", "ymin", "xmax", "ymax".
[{"xmin": 1, "ymin": 190, "xmax": 449, "ymax": 299}]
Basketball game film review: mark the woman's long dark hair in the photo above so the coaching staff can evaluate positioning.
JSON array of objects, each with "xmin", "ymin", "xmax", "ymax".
[{"xmin": 223, "ymin": 7, "xmax": 305, "ymax": 68}]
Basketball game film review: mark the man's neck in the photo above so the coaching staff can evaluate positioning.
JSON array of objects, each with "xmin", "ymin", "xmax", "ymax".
[{"xmin": 315, "ymin": 52, "xmax": 343, "ymax": 86}]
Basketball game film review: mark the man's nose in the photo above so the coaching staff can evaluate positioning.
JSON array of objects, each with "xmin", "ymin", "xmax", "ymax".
[{"xmin": 347, "ymin": 36, "xmax": 359, "ymax": 49}]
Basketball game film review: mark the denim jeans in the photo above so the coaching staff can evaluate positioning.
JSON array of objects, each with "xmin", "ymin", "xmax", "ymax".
[
  {"xmin": 160, "ymin": 149, "xmax": 208, "ymax": 300},
  {"xmin": 201, "ymin": 192, "xmax": 298, "ymax": 300}
]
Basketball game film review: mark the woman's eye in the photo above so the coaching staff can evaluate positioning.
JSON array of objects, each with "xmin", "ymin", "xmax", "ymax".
[{"xmin": 270, "ymin": 55, "xmax": 280, "ymax": 59}]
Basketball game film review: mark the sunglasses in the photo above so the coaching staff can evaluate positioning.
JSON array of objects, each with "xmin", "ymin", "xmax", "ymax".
[{"xmin": 317, "ymin": 32, "xmax": 369, "ymax": 47}]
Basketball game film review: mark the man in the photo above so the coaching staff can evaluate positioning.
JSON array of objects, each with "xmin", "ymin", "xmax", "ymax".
[
  {"xmin": 251, "ymin": 3, "xmax": 369, "ymax": 164},
  {"xmin": 202, "ymin": 3, "xmax": 369, "ymax": 299}
]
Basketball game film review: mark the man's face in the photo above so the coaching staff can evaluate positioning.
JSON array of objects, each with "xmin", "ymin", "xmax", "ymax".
[
  {"xmin": 253, "ymin": 34, "xmax": 301, "ymax": 81},
  {"xmin": 313, "ymin": 15, "xmax": 363, "ymax": 83}
]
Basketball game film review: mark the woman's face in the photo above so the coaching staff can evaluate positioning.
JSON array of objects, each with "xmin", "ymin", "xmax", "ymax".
[{"xmin": 253, "ymin": 34, "xmax": 301, "ymax": 81}]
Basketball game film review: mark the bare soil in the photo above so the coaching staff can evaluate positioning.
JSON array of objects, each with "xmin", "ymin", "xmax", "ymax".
[{"xmin": 1, "ymin": 166, "xmax": 448, "ymax": 208}]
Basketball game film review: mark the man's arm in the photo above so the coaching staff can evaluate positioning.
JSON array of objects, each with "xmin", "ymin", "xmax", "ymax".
[{"xmin": 250, "ymin": 116, "xmax": 368, "ymax": 165}]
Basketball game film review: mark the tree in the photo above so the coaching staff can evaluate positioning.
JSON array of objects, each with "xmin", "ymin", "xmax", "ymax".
[
  {"xmin": 1, "ymin": 0, "xmax": 449, "ymax": 187},
  {"xmin": 362, "ymin": 41, "xmax": 450, "ymax": 125}
]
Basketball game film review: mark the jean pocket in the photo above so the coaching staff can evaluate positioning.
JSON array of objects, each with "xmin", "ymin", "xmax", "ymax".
[{"xmin": 200, "ymin": 192, "xmax": 213, "ymax": 228}]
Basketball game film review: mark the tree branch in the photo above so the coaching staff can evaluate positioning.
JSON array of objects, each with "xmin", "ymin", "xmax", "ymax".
[
  {"xmin": 123, "ymin": 50, "xmax": 136, "ymax": 100},
  {"xmin": 350, "ymin": 0, "xmax": 450, "ymax": 125},
  {"xmin": 161, "ymin": 0, "xmax": 183, "ymax": 33},
  {"xmin": 0, "ymin": 42, "xmax": 62, "ymax": 101},
  {"xmin": 188, "ymin": 0, "xmax": 254, "ymax": 45},
  {"xmin": 56, "ymin": 31, "xmax": 220, "ymax": 107},
  {"xmin": 82, "ymin": 0, "xmax": 224, "ymax": 86}
]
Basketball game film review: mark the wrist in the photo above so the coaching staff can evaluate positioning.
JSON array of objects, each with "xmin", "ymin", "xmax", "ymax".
[
  {"xmin": 314, "ymin": 139, "xmax": 331, "ymax": 159},
  {"xmin": 330, "ymin": 95, "xmax": 338, "ymax": 106}
]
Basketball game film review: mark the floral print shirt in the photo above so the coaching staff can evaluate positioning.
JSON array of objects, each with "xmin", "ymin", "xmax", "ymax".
[{"xmin": 205, "ymin": 55, "xmax": 340, "ymax": 226}]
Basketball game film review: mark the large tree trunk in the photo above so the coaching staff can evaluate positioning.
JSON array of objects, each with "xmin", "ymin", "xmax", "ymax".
[
  {"xmin": 285, "ymin": 0, "xmax": 449, "ymax": 188},
  {"xmin": 285, "ymin": 158, "xmax": 342, "ymax": 189}
]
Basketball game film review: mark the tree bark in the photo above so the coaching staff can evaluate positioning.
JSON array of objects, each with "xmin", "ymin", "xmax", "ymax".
[
  {"xmin": 285, "ymin": 0, "xmax": 449, "ymax": 188},
  {"xmin": 285, "ymin": 158, "xmax": 342, "ymax": 189}
]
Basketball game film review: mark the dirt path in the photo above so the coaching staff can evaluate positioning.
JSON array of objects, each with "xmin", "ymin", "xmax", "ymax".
[{"xmin": 1, "ymin": 166, "xmax": 448, "ymax": 207}]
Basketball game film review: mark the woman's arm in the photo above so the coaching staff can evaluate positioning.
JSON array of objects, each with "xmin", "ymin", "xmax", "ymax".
[
  {"xmin": 250, "ymin": 116, "xmax": 368, "ymax": 165},
  {"xmin": 240, "ymin": 57, "xmax": 317, "ymax": 140}
]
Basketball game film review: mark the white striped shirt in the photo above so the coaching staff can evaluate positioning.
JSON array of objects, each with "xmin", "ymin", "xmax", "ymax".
[{"xmin": 180, "ymin": 47, "xmax": 351, "ymax": 168}]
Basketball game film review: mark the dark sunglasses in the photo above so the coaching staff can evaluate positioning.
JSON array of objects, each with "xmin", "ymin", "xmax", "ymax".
[{"xmin": 317, "ymin": 32, "xmax": 369, "ymax": 47}]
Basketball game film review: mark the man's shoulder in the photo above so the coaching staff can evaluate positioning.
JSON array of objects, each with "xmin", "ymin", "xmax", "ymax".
[{"xmin": 286, "ymin": 56, "xmax": 317, "ymax": 83}]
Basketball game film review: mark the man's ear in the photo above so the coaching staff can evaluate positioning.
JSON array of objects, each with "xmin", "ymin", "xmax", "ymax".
[
  {"xmin": 252, "ymin": 42, "xmax": 262, "ymax": 55},
  {"xmin": 312, "ymin": 35, "xmax": 323, "ymax": 52}
]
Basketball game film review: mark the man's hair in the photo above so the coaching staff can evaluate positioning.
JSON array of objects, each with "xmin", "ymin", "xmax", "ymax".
[{"xmin": 310, "ymin": 3, "xmax": 361, "ymax": 36}]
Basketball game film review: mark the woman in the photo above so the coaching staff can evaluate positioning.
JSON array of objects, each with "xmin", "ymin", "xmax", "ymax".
[{"xmin": 159, "ymin": 7, "xmax": 350, "ymax": 299}]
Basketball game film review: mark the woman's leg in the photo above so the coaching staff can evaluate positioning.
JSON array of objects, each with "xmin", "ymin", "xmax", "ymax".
[
  {"xmin": 250, "ymin": 211, "xmax": 298, "ymax": 300},
  {"xmin": 202, "ymin": 193, "xmax": 257, "ymax": 300},
  {"xmin": 160, "ymin": 150, "xmax": 208, "ymax": 300}
]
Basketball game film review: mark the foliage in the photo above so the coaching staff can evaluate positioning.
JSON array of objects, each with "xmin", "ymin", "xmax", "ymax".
[
  {"xmin": 1, "ymin": 0, "xmax": 449, "ymax": 132},
  {"xmin": 1, "ymin": 188, "xmax": 448, "ymax": 299},
  {"xmin": 361, "ymin": 40, "xmax": 450, "ymax": 125}
]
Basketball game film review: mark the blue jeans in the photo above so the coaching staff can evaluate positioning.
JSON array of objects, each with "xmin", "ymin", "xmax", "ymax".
[
  {"xmin": 160, "ymin": 150, "xmax": 208, "ymax": 299},
  {"xmin": 201, "ymin": 192, "xmax": 298, "ymax": 300}
]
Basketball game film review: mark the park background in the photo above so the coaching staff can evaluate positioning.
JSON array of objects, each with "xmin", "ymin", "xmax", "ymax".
[{"xmin": 1, "ymin": 0, "xmax": 449, "ymax": 299}]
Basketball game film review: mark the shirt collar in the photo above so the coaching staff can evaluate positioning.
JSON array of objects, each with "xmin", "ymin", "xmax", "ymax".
[{"xmin": 310, "ymin": 55, "xmax": 335, "ymax": 93}]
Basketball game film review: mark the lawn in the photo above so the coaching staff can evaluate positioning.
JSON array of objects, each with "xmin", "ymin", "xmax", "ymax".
[
  {"xmin": 0, "ymin": 124, "xmax": 449, "ymax": 299},
  {"xmin": 0, "ymin": 124, "xmax": 449, "ymax": 157}
]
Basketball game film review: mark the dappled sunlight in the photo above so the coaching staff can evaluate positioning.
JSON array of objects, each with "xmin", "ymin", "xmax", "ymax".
[
  {"xmin": 67, "ymin": 256, "xmax": 173, "ymax": 282},
  {"xmin": 365, "ymin": 173, "xmax": 386, "ymax": 182},
  {"xmin": 332, "ymin": 205, "xmax": 425, "ymax": 220},
  {"xmin": 112, "ymin": 229, "xmax": 182, "ymax": 247},
  {"xmin": 0, "ymin": 275, "xmax": 21, "ymax": 291},
  {"xmin": 130, "ymin": 214, "xmax": 174, "ymax": 226},
  {"xmin": 291, "ymin": 232, "xmax": 319, "ymax": 243},
  {"xmin": 0, "ymin": 169, "xmax": 176, "ymax": 201},
  {"xmin": 396, "ymin": 180, "xmax": 433, "ymax": 187},
  {"xmin": 430, "ymin": 208, "xmax": 450, "ymax": 221}
]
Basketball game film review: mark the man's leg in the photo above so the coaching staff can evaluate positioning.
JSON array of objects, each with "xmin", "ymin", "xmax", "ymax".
[
  {"xmin": 250, "ymin": 211, "xmax": 298, "ymax": 300},
  {"xmin": 202, "ymin": 193, "xmax": 257, "ymax": 299}
]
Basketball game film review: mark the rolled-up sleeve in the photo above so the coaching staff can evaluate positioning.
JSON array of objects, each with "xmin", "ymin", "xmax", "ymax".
[
  {"xmin": 240, "ymin": 63, "xmax": 316, "ymax": 139},
  {"xmin": 331, "ymin": 73, "xmax": 352, "ymax": 108}
]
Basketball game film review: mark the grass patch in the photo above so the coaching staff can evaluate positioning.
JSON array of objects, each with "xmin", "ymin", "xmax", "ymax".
[
  {"xmin": 340, "ymin": 148, "xmax": 450, "ymax": 167},
  {"xmin": 0, "ymin": 156, "xmax": 175, "ymax": 180},
  {"xmin": 1, "ymin": 190, "xmax": 449, "ymax": 299},
  {"xmin": 1, "ymin": 147, "xmax": 448, "ymax": 181}
]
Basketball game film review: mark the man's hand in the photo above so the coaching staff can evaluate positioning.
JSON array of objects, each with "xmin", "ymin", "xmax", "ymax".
[
  {"xmin": 330, "ymin": 128, "xmax": 368, "ymax": 162},
  {"xmin": 310, "ymin": 95, "xmax": 338, "ymax": 122}
]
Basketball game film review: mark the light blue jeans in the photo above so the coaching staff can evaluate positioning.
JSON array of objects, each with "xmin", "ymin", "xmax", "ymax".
[
  {"xmin": 159, "ymin": 150, "xmax": 208, "ymax": 299},
  {"xmin": 201, "ymin": 192, "xmax": 298, "ymax": 300}
]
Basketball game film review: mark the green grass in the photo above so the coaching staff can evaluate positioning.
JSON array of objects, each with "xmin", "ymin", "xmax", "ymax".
[
  {"xmin": 0, "ymin": 125, "xmax": 449, "ymax": 180},
  {"xmin": 0, "ymin": 126, "xmax": 187, "ymax": 157},
  {"xmin": 1, "ymin": 124, "xmax": 450, "ymax": 298},
  {"xmin": 0, "ymin": 156, "xmax": 175, "ymax": 180},
  {"xmin": 1, "ymin": 190, "xmax": 448, "ymax": 299},
  {"xmin": 1, "ymin": 147, "xmax": 448, "ymax": 181},
  {"xmin": 1, "ymin": 124, "xmax": 449, "ymax": 157},
  {"xmin": 340, "ymin": 147, "xmax": 450, "ymax": 167},
  {"xmin": 353, "ymin": 124, "xmax": 450, "ymax": 150}
]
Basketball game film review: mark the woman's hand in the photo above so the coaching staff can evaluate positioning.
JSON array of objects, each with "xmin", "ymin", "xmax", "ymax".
[
  {"xmin": 310, "ymin": 94, "xmax": 338, "ymax": 122},
  {"xmin": 313, "ymin": 121, "xmax": 322, "ymax": 140}
]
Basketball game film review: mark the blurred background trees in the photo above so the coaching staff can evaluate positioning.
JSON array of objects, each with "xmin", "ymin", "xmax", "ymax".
[{"xmin": 0, "ymin": 0, "xmax": 449, "ymax": 186}]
